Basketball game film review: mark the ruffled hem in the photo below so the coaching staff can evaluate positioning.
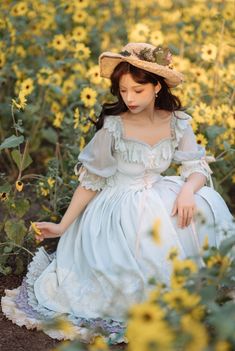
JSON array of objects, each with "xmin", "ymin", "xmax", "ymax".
[
  {"xmin": 1, "ymin": 289, "xmax": 120, "ymax": 342},
  {"xmin": 1, "ymin": 247, "xmax": 127, "ymax": 344}
]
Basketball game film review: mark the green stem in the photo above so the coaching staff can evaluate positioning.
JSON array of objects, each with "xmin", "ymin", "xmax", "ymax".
[{"xmin": 0, "ymin": 242, "xmax": 34, "ymax": 256}]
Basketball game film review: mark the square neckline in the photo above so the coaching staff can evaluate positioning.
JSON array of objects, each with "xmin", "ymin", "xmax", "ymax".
[{"xmin": 116, "ymin": 112, "xmax": 176, "ymax": 150}]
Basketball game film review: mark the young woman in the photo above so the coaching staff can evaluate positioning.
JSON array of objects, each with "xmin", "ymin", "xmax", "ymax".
[{"xmin": 2, "ymin": 43, "xmax": 234, "ymax": 344}]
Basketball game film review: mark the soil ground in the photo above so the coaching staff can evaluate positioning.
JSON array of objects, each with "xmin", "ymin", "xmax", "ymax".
[{"xmin": 0, "ymin": 275, "xmax": 126, "ymax": 351}]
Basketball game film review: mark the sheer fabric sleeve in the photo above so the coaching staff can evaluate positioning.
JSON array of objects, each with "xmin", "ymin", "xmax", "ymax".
[
  {"xmin": 173, "ymin": 118, "xmax": 215, "ymax": 187},
  {"xmin": 74, "ymin": 127, "xmax": 117, "ymax": 191}
]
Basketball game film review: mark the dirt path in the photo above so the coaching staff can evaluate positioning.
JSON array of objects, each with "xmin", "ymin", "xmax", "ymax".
[
  {"xmin": 0, "ymin": 275, "xmax": 60, "ymax": 351},
  {"xmin": 0, "ymin": 275, "xmax": 126, "ymax": 351}
]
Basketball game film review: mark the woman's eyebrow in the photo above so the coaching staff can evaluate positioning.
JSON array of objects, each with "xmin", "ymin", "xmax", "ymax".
[{"xmin": 119, "ymin": 84, "xmax": 143, "ymax": 88}]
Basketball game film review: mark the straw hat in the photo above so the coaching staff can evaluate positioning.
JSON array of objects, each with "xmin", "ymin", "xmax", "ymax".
[{"xmin": 99, "ymin": 42, "xmax": 184, "ymax": 88}]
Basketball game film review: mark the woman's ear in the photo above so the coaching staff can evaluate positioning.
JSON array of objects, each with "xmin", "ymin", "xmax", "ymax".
[{"xmin": 155, "ymin": 82, "xmax": 162, "ymax": 95}]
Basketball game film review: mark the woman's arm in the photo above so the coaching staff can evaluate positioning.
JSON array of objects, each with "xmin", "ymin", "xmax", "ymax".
[
  {"xmin": 34, "ymin": 186, "xmax": 97, "ymax": 241},
  {"xmin": 171, "ymin": 172, "xmax": 206, "ymax": 229}
]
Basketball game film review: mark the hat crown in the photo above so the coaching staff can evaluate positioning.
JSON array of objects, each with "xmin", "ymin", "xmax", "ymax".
[{"xmin": 119, "ymin": 42, "xmax": 172, "ymax": 67}]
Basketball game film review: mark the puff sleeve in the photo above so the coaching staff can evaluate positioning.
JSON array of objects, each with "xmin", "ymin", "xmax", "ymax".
[
  {"xmin": 74, "ymin": 127, "xmax": 117, "ymax": 191},
  {"xmin": 173, "ymin": 115, "xmax": 215, "ymax": 188}
]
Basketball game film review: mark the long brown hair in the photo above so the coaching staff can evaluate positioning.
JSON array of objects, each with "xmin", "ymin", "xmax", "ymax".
[{"xmin": 94, "ymin": 62, "xmax": 183, "ymax": 130}]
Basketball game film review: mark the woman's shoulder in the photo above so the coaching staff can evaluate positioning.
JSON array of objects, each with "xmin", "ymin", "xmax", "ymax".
[{"xmin": 173, "ymin": 110, "xmax": 192, "ymax": 121}]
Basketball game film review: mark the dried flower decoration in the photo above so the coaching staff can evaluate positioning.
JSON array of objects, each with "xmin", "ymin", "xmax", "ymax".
[
  {"xmin": 120, "ymin": 45, "xmax": 173, "ymax": 67},
  {"xmin": 119, "ymin": 50, "xmax": 131, "ymax": 57}
]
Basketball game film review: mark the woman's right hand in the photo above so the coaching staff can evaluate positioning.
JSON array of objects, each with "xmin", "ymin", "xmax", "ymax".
[{"xmin": 31, "ymin": 222, "xmax": 64, "ymax": 242}]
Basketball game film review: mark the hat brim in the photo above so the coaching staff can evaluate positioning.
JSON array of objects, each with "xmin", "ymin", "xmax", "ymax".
[{"xmin": 99, "ymin": 52, "xmax": 184, "ymax": 88}]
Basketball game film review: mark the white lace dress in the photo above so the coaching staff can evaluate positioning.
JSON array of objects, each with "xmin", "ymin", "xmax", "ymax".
[{"xmin": 2, "ymin": 111, "xmax": 235, "ymax": 343}]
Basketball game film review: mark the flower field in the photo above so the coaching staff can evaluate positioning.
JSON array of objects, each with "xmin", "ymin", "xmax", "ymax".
[{"xmin": 0, "ymin": 0, "xmax": 235, "ymax": 350}]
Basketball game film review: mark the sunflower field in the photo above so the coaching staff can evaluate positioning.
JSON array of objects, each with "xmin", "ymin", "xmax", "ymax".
[{"xmin": 0, "ymin": 0, "xmax": 235, "ymax": 350}]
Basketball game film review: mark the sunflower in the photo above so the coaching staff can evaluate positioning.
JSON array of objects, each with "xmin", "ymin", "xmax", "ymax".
[
  {"xmin": 87, "ymin": 65, "xmax": 102, "ymax": 85},
  {"xmin": 80, "ymin": 87, "xmax": 97, "ymax": 107},
  {"xmin": 196, "ymin": 133, "xmax": 208, "ymax": 147},
  {"xmin": 164, "ymin": 288, "xmax": 201, "ymax": 310},
  {"xmin": 12, "ymin": 90, "xmax": 27, "ymax": 110},
  {"xmin": 128, "ymin": 302, "xmax": 165, "ymax": 322},
  {"xmin": 73, "ymin": 0, "xmax": 90, "ymax": 9},
  {"xmin": 74, "ymin": 107, "xmax": 80, "ymax": 129},
  {"xmin": 0, "ymin": 192, "xmax": 9, "ymax": 201},
  {"xmin": 150, "ymin": 30, "xmax": 164, "ymax": 46},
  {"xmin": 21, "ymin": 78, "xmax": 34, "ymax": 96},
  {"xmin": 129, "ymin": 23, "xmax": 150, "ymax": 42},
  {"xmin": 201, "ymin": 43, "xmax": 217, "ymax": 62},
  {"xmin": 181, "ymin": 315, "xmax": 208, "ymax": 351},
  {"xmin": 192, "ymin": 102, "xmax": 211, "ymax": 124},
  {"xmin": 72, "ymin": 26, "xmax": 87, "ymax": 42},
  {"xmin": 0, "ymin": 52, "xmax": 6, "ymax": 68},
  {"xmin": 72, "ymin": 9, "xmax": 87, "ymax": 23},
  {"xmin": 53, "ymin": 112, "xmax": 64, "ymax": 128},
  {"xmin": 51, "ymin": 34, "xmax": 67, "ymax": 51},
  {"xmin": 74, "ymin": 43, "xmax": 90, "ymax": 59},
  {"xmin": 30, "ymin": 222, "xmax": 41, "ymax": 236},
  {"xmin": 15, "ymin": 181, "xmax": 24, "ymax": 192},
  {"xmin": 11, "ymin": 2, "xmax": 28, "ymax": 16},
  {"xmin": 90, "ymin": 336, "xmax": 108, "ymax": 351}
]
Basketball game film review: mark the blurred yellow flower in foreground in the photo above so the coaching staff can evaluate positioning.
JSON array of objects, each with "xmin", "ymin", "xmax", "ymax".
[
  {"xmin": 181, "ymin": 314, "xmax": 208, "ymax": 351},
  {"xmin": 164, "ymin": 288, "xmax": 201, "ymax": 310},
  {"xmin": 151, "ymin": 218, "xmax": 161, "ymax": 245},
  {"xmin": 89, "ymin": 336, "xmax": 108, "ymax": 351}
]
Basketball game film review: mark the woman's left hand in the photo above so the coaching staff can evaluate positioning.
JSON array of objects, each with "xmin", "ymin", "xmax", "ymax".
[{"xmin": 171, "ymin": 185, "xmax": 196, "ymax": 228}]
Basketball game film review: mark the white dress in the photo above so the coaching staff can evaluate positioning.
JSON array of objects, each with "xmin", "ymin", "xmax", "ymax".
[{"xmin": 2, "ymin": 111, "xmax": 235, "ymax": 343}]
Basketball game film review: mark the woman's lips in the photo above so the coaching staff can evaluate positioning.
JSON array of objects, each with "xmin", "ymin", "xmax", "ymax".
[{"xmin": 128, "ymin": 105, "xmax": 138, "ymax": 110}]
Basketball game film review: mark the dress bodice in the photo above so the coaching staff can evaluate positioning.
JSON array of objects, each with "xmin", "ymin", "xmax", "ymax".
[{"xmin": 76, "ymin": 111, "xmax": 213, "ymax": 191}]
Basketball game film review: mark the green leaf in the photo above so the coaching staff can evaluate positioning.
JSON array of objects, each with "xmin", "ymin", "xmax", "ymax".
[
  {"xmin": 11, "ymin": 149, "xmax": 33, "ymax": 171},
  {"xmin": 0, "ymin": 135, "xmax": 24, "ymax": 150},
  {"xmin": 14, "ymin": 256, "xmax": 25, "ymax": 275},
  {"xmin": 4, "ymin": 219, "xmax": 27, "ymax": 245},
  {"xmin": 0, "ymin": 183, "xmax": 11, "ymax": 193},
  {"xmin": 13, "ymin": 198, "xmax": 30, "ymax": 218},
  {"xmin": 205, "ymin": 126, "xmax": 226, "ymax": 140},
  {"xmin": 219, "ymin": 235, "xmax": 235, "ymax": 256},
  {"xmin": 42, "ymin": 127, "xmax": 58, "ymax": 144}
]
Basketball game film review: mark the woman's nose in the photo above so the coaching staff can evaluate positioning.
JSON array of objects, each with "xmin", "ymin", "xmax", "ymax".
[{"xmin": 126, "ymin": 91, "xmax": 134, "ymax": 102}]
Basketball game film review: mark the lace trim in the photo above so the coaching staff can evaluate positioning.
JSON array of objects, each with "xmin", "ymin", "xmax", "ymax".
[
  {"xmin": 103, "ymin": 115, "xmax": 174, "ymax": 166},
  {"xmin": 172, "ymin": 111, "xmax": 192, "ymax": 148},
  {"xmin": 180, "ymin": 158, "xmax": 214, "ymax": 187},
  {"xmin": 75, "ymin": 164, "xmax": 105, "ymax": 191}
]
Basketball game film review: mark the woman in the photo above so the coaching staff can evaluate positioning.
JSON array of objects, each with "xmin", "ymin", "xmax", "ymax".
[{"xmin": 2, "ymin": 42, "xmax": 234, "ymax": 344}]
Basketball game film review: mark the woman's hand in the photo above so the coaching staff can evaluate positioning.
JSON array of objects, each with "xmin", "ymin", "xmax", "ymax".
[
  {"xmin": 171, "ymin": 184, "xmax": 196, "ymax": 228},
  {"xmin": 31, "ymin": 222, "xmax": 64, "ymax": 242}
]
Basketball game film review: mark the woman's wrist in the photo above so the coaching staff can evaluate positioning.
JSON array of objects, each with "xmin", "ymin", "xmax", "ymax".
[{"xmin": 181, "ymin": 182, "xmax": 195, "ymax": 194}]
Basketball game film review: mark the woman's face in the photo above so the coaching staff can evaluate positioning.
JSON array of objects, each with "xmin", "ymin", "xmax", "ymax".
[{"xmin": 119, "ymin": 73, "xmax": 160, "ymax": 114}]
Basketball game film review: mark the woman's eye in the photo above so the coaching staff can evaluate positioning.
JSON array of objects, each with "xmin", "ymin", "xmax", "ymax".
[
  {"xmin": 135, "ymin": 90, "xmax": 143, "ymax": 94},
  {"xmin": 120, "ymin": 90, "xmax": 126, "ymax": 93}
]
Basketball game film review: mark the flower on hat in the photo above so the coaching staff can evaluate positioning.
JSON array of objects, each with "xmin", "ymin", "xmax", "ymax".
[{"xmin": 120, "ymin": 45, "xmax": 173, "ymax": 67}]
